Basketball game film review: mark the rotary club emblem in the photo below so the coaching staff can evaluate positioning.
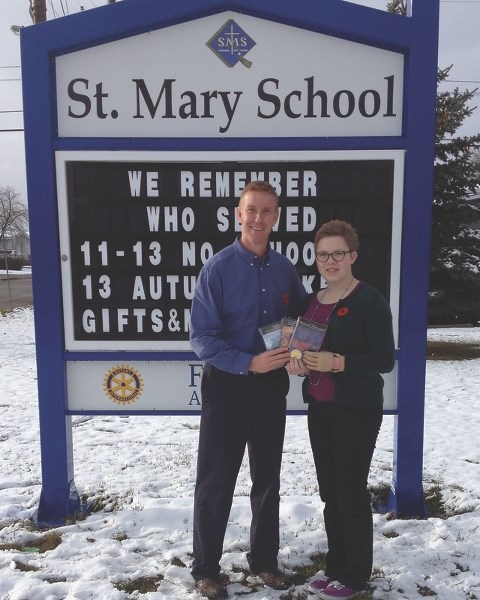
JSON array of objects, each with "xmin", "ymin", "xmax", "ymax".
[{"xmin": 103, "ymin": 365, "xmax": 144, "ymax": 405}]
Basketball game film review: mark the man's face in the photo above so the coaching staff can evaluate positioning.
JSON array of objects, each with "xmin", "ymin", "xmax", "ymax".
[{"xmin": 237, "ymin": 190, "xmax": 279, "ymax": 254}]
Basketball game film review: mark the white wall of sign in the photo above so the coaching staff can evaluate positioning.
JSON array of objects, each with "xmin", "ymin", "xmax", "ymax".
[{"xmin": 55, "ymin": 12, "xmax": 404, "ymax": 138}]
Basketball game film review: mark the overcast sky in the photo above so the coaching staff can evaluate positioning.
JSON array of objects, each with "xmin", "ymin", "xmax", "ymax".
[{"xmin": 1, "ymin": 0, "xmax": 479, "ymax": 203}]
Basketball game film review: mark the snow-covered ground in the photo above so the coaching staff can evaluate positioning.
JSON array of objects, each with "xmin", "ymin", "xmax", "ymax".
[
  {"xmin": 0, "ymin": 267, "xmax": 31, "ymax": 276},
  {"xmin": 0, "ymin": 308, "xmax": 479, "ymax": 600}
]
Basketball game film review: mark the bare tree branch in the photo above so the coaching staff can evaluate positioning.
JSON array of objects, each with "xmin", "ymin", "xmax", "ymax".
[{"xmin": 0, "ymin": 186, "xmax": 29, "ymax": 242}]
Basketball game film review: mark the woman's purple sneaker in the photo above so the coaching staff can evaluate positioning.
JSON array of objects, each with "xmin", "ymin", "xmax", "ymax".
[
  {"xmin": 318, "ymin": 580, "xmax": 360, "ymax": 599},
  {"xmin": 308, "ymin": 573, "xmax": 332, "ymax": 593}
]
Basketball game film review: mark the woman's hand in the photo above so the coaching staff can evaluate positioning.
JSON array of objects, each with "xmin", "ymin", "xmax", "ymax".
[
  {"xmin": 303, "ymin": 350, "xmax": 335, "ymax": 372},
  {"xmin": 286, "ymin": 358, "xmax": 310, "ymax": 376}
]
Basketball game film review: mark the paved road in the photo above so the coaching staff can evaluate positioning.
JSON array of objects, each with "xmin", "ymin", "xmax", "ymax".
[{"xmin": 0, "ymin": 275, "xmax": 33, "ymax": 311}]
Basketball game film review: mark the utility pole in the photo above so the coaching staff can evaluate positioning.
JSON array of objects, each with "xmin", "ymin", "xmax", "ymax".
[
  {"xmin": 29, "ymin": 0, "xmax": 115, "ymax": 24},
  {"xmin": 29, "ymin": 0, "xmax": 47, "ymax": 24}
]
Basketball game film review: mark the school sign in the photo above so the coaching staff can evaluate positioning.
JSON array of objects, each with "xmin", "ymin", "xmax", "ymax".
[{"xmin": 21, "ymin": 0, "xmax": 439, "ymax": 524}]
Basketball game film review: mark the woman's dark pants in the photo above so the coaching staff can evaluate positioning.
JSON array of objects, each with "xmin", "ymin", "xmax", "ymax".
[{"xmin": 308, "ymin": 400, "xmax": 383, "ymax": 591}]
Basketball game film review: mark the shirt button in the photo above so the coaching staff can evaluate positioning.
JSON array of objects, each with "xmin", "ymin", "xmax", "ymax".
[{"xmin": 262, "ymin": 288, "xmax": 266, "ymax": 292}]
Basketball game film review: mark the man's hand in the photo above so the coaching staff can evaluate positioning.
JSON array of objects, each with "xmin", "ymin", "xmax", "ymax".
[
  {"xmin": 249, "ymin": 347, "xmax": 291, "ymax": 373},
  {"xmin": 286, "ymin": 358, "xmax": 310, "ymax": 376}
]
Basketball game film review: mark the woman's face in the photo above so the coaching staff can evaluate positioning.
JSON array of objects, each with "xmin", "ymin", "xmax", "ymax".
[{"xmin": 315, "ymin": 235, "xmax": 357, "ymax": 285}]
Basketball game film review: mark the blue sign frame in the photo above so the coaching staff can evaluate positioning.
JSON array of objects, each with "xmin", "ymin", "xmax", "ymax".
[{"xmin": 21, "ymin": 0, "xmax": 439, "ymax": 525}]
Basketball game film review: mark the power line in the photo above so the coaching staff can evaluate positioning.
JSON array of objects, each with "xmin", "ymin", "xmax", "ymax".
[
  {"xmin": 446, "ymin": 79, "xmax": 480, "ymax": 84},
  {"xmin": 58, "ymin": 0, "xmax": 68, "ymax": 16}
]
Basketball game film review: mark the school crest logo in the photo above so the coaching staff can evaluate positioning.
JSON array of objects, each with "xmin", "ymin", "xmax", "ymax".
[
  {"xmin": 206, "ymin": 19, "xmax": 256, "ymax": 68},
  {"xmin": 103, "ymin": 365, "xmax": 144, "ymax": 405}
]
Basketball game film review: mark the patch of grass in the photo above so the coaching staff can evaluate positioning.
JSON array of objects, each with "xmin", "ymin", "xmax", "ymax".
[
  {"xmin": 82, "ymin": 493, "xmax": 122, "ymax": 515},
  {"xmin": 417, "ymin": 584, "xmax": 437, "ymax": 596},
  {"xmin": 290, "ymin": 552, "xmax": 326, "ymax": 585},
  {"xmin": 13, "ymin": 561, "xmax": 39, "ymax": 572},
  {"xmin": 21, "ymin": 519, "xmax": 46, "ymax": 533},
  {"xmin": 427, "ymin": 340, "xmax": 480, "ymax": 361},
  {"xmin": 382, "ymin": 530, "xmax": 399, "ymax": 539},
  {"xmin": 228, "ymin": 566, "xmax": 260, "ymax": 593},
  {"xmin": 454, "ymin": 562, "xmax": 469, "ymax": 573},
  {"xmin": 0, "ymin": 530, "xmax": 62, "ymax": 554},
  {"xmin": 369, "ymin": 483, "xmax": 391, "ymax": 512},
  {"xmin": 37, "ymin": 531, "xmax": 62, "ymax": 553},
  {"xmin": 45, "ymin": 576, "xmax": 68, "ymax": 584},
  {"xmin": 114, "ymin": 575, "xmax": 163, "ymax": 594},
  {"xmin": 277, "ymin": 590, "xmax": 309, "ymax": 600},
  {"xmin": 369, "ymin": 482, "xmax": 475, "ymax": 520},
  {"xmin": 182, "ymin": 422, "xmax": 200, "ymax": 430},
  {"xmin": 424, "ymin": 486, "xmax": 449, "ymax": 519},
  {"xmin": 170, "ymin": 556, "xmax": 187, "ymax": 568},
  {"xmin": 0, "ymin": 542, "xmax": 20, "ymax": 551}
]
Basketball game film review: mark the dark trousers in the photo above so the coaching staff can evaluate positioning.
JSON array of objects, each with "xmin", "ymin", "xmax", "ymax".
[
  {"xmin": 192, "ymin": 364, "xmax": 289, "ymax": 582},
  {"xmin": 308, "ymin": 400, "xmax": 383, "ymax": 591}
]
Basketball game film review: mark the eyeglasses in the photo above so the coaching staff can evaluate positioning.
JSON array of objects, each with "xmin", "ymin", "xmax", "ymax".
[{"xmin": 315, "ymin": 250, "xmax": 351, "ymax": 263}]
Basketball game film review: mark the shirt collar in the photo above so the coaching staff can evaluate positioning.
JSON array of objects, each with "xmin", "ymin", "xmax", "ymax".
[{"xmin": 234, "ymin": 236, "xmax": 270, "ymax": 265}]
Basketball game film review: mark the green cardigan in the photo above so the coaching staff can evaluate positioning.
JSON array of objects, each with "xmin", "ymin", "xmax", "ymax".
[{"xmin": 300, "ymin": 282, "xmax": 396, "ymax": 407}]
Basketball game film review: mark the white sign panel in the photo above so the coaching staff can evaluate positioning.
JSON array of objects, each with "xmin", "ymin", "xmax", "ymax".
[
  {"xmin": 66, "ymin": 361, "xmax": 397, "ymax": 412},
  {"xmin": 55, "ymin": 12, "xmax": 404, "ymax": 138}
]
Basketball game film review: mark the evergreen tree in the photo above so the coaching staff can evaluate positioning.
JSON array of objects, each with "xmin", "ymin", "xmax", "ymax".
[
  {"xmin": 387, "ymin": 1, "xmax": 480, "ymax": 323},
  {"xmin": 429, "ymin": 67, "xmax": 480, "ymax": 324},
  {"xmin": 386, "ymin": 0, "xmax": 407, "ymax": 14}
]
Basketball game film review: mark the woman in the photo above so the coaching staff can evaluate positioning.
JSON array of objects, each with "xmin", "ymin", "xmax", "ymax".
[{"xmin": 287, "ymin": 220, "xmax": 395, "ymax": 600}]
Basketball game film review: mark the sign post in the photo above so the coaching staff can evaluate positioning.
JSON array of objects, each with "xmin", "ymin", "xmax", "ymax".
[{"xmin": 21, "ymin": 0, "xmax": 439, "ymax": 525}]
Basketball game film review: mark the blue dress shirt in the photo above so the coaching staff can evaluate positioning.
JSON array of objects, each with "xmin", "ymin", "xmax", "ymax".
[{"xmin": 190, "ymin": 237, "xmax": 306, "ymax": 375}]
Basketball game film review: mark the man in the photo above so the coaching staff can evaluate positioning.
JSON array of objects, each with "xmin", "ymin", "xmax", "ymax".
[{"xmin": 190, "ymin": 181, "xmax": 306, "ymax": 599}]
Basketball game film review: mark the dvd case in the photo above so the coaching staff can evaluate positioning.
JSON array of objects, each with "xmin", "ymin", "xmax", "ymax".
[
  {"xmin": 258, "ymin": 320, "xmax": 282, "ymax": 350},
  {"xmin": 280, "ymin": 317, "xmax": 297, "ymax": 347},
  {"xmin": 288, "ymin": 317, "xmax": 327, "ymax": 359}
]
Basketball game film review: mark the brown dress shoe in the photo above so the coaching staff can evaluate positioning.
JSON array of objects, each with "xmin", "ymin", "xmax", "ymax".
[
  {"xmin": 257, "ymin": 569, "xmax": 292, "ymax": 590},
  {"xmin": 195, "ymin": 578, "xmax": 228, "ymax": 599}
]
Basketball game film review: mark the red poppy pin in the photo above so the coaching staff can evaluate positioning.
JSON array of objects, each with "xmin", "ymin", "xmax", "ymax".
[
  {"xmin": 282, "ymin": 293, "xmax": 289, "ymax": 305},
  {"xmin": 337, "ymin": 307, "xmax": 349, "ymax": 317}
]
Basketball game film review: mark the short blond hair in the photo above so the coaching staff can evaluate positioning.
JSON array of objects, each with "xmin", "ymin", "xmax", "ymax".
[
  {"xmin": 314, "ymin": 220, "xmax": 359, "ymax": 251},
  {"xmin": 239, "ymin": 181, "xmax": 279, "ymax": 208}
]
